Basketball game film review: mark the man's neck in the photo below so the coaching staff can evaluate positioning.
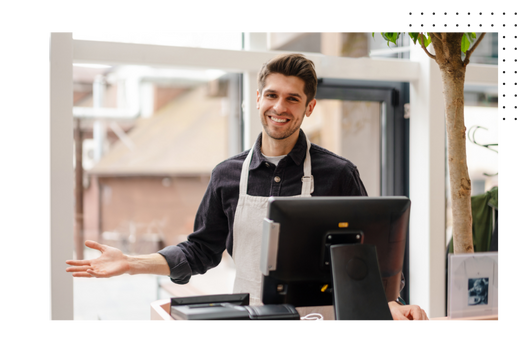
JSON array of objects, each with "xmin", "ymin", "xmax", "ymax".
[{"xmin": 260, "ymin": 130, "xmax": 299, "ymax": 156}]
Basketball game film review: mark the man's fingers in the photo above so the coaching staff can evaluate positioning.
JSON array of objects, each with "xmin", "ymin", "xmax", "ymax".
[
  {"xmin": 394, "ymin": 314, "xmax": 410, "ymax": 324},
  {"xmin": 422, "ymin": 309, "xmax": 429, "ymax": 320},
  {"xmin": 66, "ymin": 265, "xmax": 92, "ymax": 272},
  {"xmin": 389, "ymin": 303, "xmax": 428, "ymax": 320},
  {"xmin": 408, "ymin": 306, "xmax": 427, "ymax": 320},
  {"xmin": 66, "ymin": 259, "xmax": 91, "ymax": 266},
  {"xmin": 72, "ymin": 272, "xmax": 94, "ymax": 278},
  {"xmin": 85, "ymin": 240, "xmax": 105, "ymax": 252}
]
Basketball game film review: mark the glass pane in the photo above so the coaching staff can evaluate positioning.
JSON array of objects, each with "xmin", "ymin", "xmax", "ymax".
[
  {"xmin": 302, "ymin": 99, "xmax": 381, "ymax": 196},
  {"xmin": 72, "ymin": 63, "xmax": 240, "ymax": 319},
  {"xmin": 369, "ymin": 33, "xmax": 410, "ymax": 59},
  {"xmin": 72, "ymin": 29, "xmax": 242, "ymax": 50},
  {"xmin": 468, "ymin": 33, "xmax": 498, "ymax": 65},
  {"xmin": 269, "ymin": 33, "xmax": 372, "ymax": 58},
  {"xmin": 367, "ymin": 29, "xmax": 501, "ymax": 65},
  {"xmin": 269, "ymin": 33, "xmax": 322, "ymax": 53},
  {"xmin": 268, "ymin": 32, "xmax": 499, "ymax": 65},
  {"xmin": 465, "ymin": 106, "xmax": 499, "ymax": 193}
]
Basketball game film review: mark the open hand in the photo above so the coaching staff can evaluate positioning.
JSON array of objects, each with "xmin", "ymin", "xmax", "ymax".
[{"xmin": 66, "ymin": 240, "xmax": 130, "ymax": 278}]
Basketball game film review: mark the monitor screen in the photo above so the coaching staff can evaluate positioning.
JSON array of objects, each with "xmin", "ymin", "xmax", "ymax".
[{"xmin": 260, "ymin": 196, "xmax": 410, "ymax": 312}]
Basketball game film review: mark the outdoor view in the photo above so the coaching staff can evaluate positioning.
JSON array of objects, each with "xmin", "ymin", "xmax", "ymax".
[{"xmin": 72, "ymin": 62, "xmax": 241, "ymax": 319}]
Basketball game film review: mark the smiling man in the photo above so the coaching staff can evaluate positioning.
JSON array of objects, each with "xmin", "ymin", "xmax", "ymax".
[
  {"xmin": 66, "ymin": 53, "xmax": 427, "ymax": 320},
  {"xmin": 258, "ymin": 72, "xmax": 316, "ymax": 156}
]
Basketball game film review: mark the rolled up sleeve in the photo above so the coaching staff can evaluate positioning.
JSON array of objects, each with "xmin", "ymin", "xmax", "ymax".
[{"xmin": 158, "ymin": 246, "xmax": 192, "ymax": 284}]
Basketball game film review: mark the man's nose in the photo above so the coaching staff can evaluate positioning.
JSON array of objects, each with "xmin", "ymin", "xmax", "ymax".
[{"xmin": 273, "ymin": 98, "xmax": 288, "ymax": 113}]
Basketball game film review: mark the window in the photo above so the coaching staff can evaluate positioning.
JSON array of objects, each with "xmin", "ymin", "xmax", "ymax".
[{"xmin": 72, "ymin": 62, "xmax": 241, "ymax": 319}]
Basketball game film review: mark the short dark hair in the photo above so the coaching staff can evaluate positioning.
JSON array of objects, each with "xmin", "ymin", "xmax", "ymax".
[{"xmin": 257, "ymin": 54, "xmax": 317, "ymax": 105}]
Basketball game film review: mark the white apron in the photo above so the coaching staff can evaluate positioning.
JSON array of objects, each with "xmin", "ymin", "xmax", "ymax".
[{"xmin": 232, "ymin": 139, "xmax": 313, "ymax": 306}]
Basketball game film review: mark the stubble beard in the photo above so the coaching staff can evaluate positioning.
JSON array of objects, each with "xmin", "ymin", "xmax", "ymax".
[{"xmin": 261, "ymin": 111, "xmax": 304, "ymax": 141}]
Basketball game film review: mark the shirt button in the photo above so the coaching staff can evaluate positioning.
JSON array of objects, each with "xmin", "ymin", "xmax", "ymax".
[{"xmin": 274, "ymin": 176, "xmax": 281, "ymax": 183}]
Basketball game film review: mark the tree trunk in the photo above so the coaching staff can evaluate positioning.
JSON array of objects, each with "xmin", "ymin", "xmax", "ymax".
[
  {"xmin": 431, "ymin": 33, "xmax": 474, "ymax": 253},
  {"xmin": 441, "ymin": 66, "xmax": 474, "ymax": 254}
]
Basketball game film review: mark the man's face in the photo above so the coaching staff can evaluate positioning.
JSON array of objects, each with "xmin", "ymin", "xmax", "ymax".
[{"xmin": 256, "ymin": 73, "xmax": 316, "ymax": 142}]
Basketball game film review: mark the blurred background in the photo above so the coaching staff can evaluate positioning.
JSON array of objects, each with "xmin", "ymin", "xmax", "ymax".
[{"xmin": 70, "ymin": 32, "xmax": 498, "ymax": 319}]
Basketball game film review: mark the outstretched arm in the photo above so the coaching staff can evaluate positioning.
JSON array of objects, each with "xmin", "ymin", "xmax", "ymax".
[{"xmin": 65, "ymin": 240, "xmax": 170, "ymax": 278}]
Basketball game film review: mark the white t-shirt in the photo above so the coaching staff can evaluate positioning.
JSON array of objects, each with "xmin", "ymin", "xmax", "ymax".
[{"xmin": 261, "ymin": 153, "xmax": 287, "ymax": 166}]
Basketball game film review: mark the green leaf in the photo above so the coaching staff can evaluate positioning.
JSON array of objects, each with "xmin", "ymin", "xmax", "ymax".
[
  {"xmin": 381, "ymin": 32, "xmax": 400, "ymax": 46},
  {"xmin": 417, "ymin": 33, "xmax": 431, "ymax": 48},
  {"xmin": 409, "ymin": 33, "xmax": 419, "ymax": 45},
  {"xmin": 389, "ymin": 29, "xmax": 399, "ymax": 45},
  {"xmin": 464, "ymin": 29, "xmax": 477, "ymax": 43},
  {"xmin": 461, "ymin": 33, "xmax": 471, "ymax": 53},
  {"xmin": 424, "ymin": 33, "xmax": 432, "ymax": 47},
  {"xmin": 385, "ymin": 29, "xmax": 394, "ymax": 44}
]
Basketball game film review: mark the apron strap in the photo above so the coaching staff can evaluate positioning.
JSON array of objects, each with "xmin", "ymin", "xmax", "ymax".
[
  {"xmin": 301, "ymin": 138, "xmax": 313, "ymax": 196},
  {"xmin": 239, "ymin": 138, "xmax": 314, "ymax": 196},
  {"xmin": 239, "ymin": 147, "xmax": 254, "ymax": 196}
]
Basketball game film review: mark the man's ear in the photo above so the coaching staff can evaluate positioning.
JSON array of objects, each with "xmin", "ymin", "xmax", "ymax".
[
  {"xmin": 305, "ymin": 98, "xmax": 317, "ymax": 117},
  {"xmin": 256, "ymin": 90, "xmax": 261, "ymax": 109}
]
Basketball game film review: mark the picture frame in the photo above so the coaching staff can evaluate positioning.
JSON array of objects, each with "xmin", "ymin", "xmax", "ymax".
[{"xmin": 447, "ymin": 252, "xmax": 498, "ymax": 319}]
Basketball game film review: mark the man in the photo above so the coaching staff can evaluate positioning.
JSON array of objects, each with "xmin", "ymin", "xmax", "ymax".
[{"xmin": 66, "ymin": 53, "xmax": 428, "ymax": 320}]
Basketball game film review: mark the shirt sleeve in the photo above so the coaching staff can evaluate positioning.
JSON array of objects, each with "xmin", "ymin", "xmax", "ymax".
[
  {"xmin": 341, "ymin": 164, "xmax": 368, "ymax": 196},
  {"xmin": 158, "ymin": 167, "xmax": 229, "ymax": 284},
  {"xmin": 157, "ymin": 246, "xmax": 192, "ymax": 284}
]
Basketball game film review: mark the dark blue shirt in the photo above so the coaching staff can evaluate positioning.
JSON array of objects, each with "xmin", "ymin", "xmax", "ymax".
[{"xmin": 158, "ymin": 130, "xmax": 368, "ymax": 284}]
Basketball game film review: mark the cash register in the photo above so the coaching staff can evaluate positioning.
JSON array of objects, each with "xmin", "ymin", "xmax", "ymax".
[{"xmin": 170, "ymin": 196, "xmax": 410, "ymax": 320}]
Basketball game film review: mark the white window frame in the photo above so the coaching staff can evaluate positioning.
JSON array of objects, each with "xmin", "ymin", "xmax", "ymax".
[
  {"xmin": 46, "ymin": 29, "xmax": 74, "ymax": 323},
  {"xmin": 50, "ymin": 33, "xmax": 497, "ymax": 319}
]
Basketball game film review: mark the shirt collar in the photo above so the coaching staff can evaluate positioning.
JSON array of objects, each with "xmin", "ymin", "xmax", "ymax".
[{"xmin": 249, "ymin": 130, "xmax": 308, "ymax": 170}]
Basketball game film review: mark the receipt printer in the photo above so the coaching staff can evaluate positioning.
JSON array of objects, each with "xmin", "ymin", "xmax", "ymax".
[{"xmin": 169, "ymin": 293, "xmax": 300, "ymax": 320}]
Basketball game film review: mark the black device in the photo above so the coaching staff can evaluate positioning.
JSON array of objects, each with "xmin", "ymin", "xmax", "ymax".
[
  {"xmin": 260, "ymin": 196, "xmax": 410, "ymax": 320},
  {"xmin": 170, "ymin": 293, "xmax": 250, "ymax": 307},
  {"xmin": 170, "ymin": 293, "xmax": 299, "ymax": 320}
]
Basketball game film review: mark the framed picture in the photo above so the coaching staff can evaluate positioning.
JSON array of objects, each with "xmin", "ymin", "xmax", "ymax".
[{"xmin": 447, "ymin": 252, "xmax": 498, "ymax": 319}]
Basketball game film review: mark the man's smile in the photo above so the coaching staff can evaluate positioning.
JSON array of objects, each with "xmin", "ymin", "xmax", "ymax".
[
  {"xmin": 269, "ymin": 116, "xmax": 288, "ymax": 123},
  {"xmin": 266, "ymin": 111, "xmax": 291, "ymax": 124}
]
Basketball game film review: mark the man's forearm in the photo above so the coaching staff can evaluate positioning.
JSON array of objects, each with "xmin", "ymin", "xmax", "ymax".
[{"xmin": 126, "ymin": 253, "xmax": 171, "ymax": 276}]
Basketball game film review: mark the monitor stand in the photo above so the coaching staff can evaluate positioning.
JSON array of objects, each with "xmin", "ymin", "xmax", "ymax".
[{"xmin": 330, "ymin": 244, "xmax": 393, "ymax": 320}]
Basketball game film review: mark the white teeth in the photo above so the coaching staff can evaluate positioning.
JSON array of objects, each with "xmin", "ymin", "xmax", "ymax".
[{"xmin": 270, "ymin": 116, "xmax": 288, "ymax": 123}]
